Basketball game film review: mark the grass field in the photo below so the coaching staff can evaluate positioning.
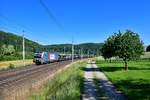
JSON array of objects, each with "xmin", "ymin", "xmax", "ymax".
[
  {"xmin": 30, "ymin": 61, "xmax": 86, "ymax": 100},
  {"xmin": 97, "ymin": 52, "xmax": 150, "ymax": 61},
  {"xmin": 96, "ymin": 60, "xmax": 150, "ymax": 100},
  {"xmin": 0, "ymin": 59, "xmax": 33, "ymax": 69},
  {"xmin": 141, "ymin": 52, "xmax": 150, "ymax": 59}
]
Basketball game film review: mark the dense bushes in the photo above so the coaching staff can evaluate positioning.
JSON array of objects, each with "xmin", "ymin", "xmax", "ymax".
[
  {"xmin": 146, "ymin": 45, "xmax": 150, "ymax": 52},
  {"xmin": 0, "ymin": 52, "xmax": 33, "ymax": 61},
  {"xmin": 9, "ymin": 63, "xmax": 15, "ymax": 69}
]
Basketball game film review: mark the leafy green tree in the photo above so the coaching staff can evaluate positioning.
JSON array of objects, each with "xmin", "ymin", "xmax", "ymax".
[
  {"xmin": 101, "ymin": 36, "xmax": 115, "ymax": 61},
  {"xmin": 7, "ymin": 45, "xmax": 15, "ymax": 55},
  {"xmin": 0, "ymin": 46, "xmax": 3, "ymax": 59},
  {"xmin": 102, "ymin": 30, "xmax": 144, "ymax": 70},
  {"xmin": 116, "ymin": 30, "xmax": 144, "ymax": 70},
  {"xmin": 1, "ymin": 44, "xmax": 7, "ymax": 55},
  {"xmin": 0, "ymin": 44, "xmax": 15, "ymax": 55},
  {"xmin": 0, "ymin": 45, "xmax": 6, "ymax": 60}
]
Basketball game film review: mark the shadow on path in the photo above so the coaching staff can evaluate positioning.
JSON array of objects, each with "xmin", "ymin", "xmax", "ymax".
[{"xmin": 80, "ymin": 67, "xmax": 102, "ymax": 72}]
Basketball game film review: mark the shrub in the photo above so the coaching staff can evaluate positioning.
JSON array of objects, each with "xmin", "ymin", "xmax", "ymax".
[{"xmin": 9, "ymin": 63, "xmax": 15, "ymax": 69}]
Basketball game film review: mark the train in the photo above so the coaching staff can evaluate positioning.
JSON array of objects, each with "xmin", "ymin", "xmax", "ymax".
[{"xmin": 33, "ymin": 52, "xmax": 85, "ymax": 65}]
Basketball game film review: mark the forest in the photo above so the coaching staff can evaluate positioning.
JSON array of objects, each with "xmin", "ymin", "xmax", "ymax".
[{"xmin": 0, "ymin": 31, "xmax": 103, "ymax": 61}]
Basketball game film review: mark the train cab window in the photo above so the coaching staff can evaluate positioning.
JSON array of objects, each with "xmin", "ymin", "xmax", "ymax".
[{"xmin": 34, "ymin": 54, "xmax": 41, "ymax": 58}]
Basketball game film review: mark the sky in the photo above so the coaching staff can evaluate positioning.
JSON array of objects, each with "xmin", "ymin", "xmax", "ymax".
[{"xmin": 0, "ymin": 0, "xmax": 150, "ymax": 45}]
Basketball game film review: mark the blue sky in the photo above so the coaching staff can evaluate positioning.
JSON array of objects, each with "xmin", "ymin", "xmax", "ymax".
[{"xmin": 0, "ymin": 0, "xmax": 150, "ymax": 45}]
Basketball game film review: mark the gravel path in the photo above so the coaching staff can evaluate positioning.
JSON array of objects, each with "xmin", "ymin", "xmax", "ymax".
[
  {"xmin": 83, "ymin": 64, "xmax": 97, "ymax": 100},
  {"xmin": 93, "ymin": 64, "xmax": 126, "ymax": 100},
  {"xmin": 83, "ymin": 61, "xmax": 126, "ymax": 100}
]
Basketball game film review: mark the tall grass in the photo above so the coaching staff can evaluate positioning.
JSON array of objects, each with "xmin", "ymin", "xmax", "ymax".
[
  {"xmin": 30, "ymin": 61, "xmax": 86, "ymax": 100},
  {"xmin": 0, "ymin": 59, "xmax": 33, "ymax": 70}
]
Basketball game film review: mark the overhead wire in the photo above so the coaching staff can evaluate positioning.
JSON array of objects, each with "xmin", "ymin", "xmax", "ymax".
[
  {"xmin": 39, "ymin": 0, "xmax": 64, "ymax": 32},
  {"xmin": 0, "ymin": 13, "xmax": 39, "ymax": 38},
  {"xmin": 0, "ymin": 0, "xmax": 67, "ymax": 44},
  {"xmin": 0, "ymin": 12, "xmax": 53, "ymax": 44}
]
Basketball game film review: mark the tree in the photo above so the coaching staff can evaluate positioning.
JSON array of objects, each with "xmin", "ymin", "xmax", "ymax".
[
  {"xmin": 116, "ymin": 30, "xmax": 144, "ymax": 70},
  {"xmin": 146, "ymin": 45, "xmax": 150, "ymax": 52},
  {"xmin": 0, "ymin": 45, "xmax": 6, "ymax": 60},
  {"xmin": 7, "ymin": 45, "xmax": 15, "ymax": 55},
  {"xmin": 101, "ymin": 36, "xmax": 115, "ymax": 61},
  {"xmin": 102, "ymin": 30, "xmax": 144, "ymax": 70},
  {"xmin": 1, "ymin": 44, "xmax": 7, "ymax": 55},
  {"xmin": 0, "ymin": 44, "xmax": 15, "ymax": 56}
]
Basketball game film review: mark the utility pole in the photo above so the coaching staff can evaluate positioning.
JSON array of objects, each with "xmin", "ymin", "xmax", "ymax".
[
  {"xmin": 97, "ymin": 49, "xmax": 99, "ymax": 57},
  {"xmin": 36, "ymin": 40, "xmax": 39, "ymax": 53},
  {"xmin": 88, "ymin": 50, "xmax": 90, "ymax": 58},
  {"xmin": 81, "ymin": 48, "xmax": 83, "ymax": 59},
  {"xmin": 64, "ymin": 47, "xmax": 66, "ymax": 54},
  {"xmin": 78, "ymin": 49, "xmax": 80, "ymax": 55},
  {"xmin": 52, "ymin": 49, "xmax": 54, "ymax": 52},
  {"xmin": 22, "ymin": 30, "xmax": 25, "ymax": 66},
  {"xmin": 72, "ymin": 37, "xmax": 74, "ymax": 62}
]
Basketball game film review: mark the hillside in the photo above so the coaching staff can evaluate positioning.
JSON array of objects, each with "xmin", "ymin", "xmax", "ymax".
[
  {"xmin": 0, "ymin": 31, "xmax": 42, "ymax": 52},
  {"xmin": 0, "ymin": 31, "xmax": 103, "ymax": 61},
  {"xmin": 44, "ymin": 43, "xmax": 103, "ymax": 55},
  {"xmin": 0, "ymin": 31, "xmax": 43, "ymax": 60}
]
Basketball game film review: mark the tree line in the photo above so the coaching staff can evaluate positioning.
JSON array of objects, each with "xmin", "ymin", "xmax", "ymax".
[{"xmin": 0, "ymin": 31, "xmax": 103, "ymax": 61}]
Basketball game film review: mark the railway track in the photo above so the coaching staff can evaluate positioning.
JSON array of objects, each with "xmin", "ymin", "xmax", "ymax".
[
  {"xmin": 0, "ymin": 60, "xmax": 72, "ymax": 88},
  {"xmin": 0, "ymin": 62, "xmax": 56, "ymax": 83},
  {"xmin": 0, "ymin": 60, "xmax": 79, "ymax": 100}
]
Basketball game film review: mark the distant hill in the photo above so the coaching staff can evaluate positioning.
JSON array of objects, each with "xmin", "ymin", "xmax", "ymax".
[
  {"xmin": 44, "ymin": 43, "xmax": 104, "ymax": 55},
  {"xmin": 0, "ymin": 31, "xmax": 42, "ymax": 52},
  {"xmin": 0, "ymin": 31, "xmax": 103, "ymax": 61}
]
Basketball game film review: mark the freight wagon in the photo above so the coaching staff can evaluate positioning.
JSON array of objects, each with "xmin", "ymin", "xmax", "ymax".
[{"xmin": 33, "ymin": 52, "xmax": 91, "ymax": 65}]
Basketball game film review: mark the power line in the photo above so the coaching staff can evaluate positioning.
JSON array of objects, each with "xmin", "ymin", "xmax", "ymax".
[
  {"xmin": 0, "ymin": 13, "xmax": 46, "ymax": 43},
  {"xmin": 0, "ymin": 20, "xmax": 23, "ymax": 34},
  {"xmin": 39, "ymin": 0, "xmax": 64, "ymax": 31},
  {"xmin": 0, "ymin": 13, "xmax": 33, "ymax": 39},
  {"xmin": 0, "ymin": 13, "xmax": 31, "ymax": 31}
]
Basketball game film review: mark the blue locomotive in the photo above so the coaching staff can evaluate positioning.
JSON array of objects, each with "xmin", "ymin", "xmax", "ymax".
[
  {"xmin": 33, "ymin": 52, "xmax": 90, "ymax": 65},
  {"xmin": 33, "ymin": 52, "xmax": 60, "ymax": 65}
]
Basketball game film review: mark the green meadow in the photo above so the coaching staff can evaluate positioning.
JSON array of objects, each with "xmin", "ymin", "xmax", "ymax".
[{"xmin": 96, "ymin": 60, "xmax": 150, "ymax": 100}]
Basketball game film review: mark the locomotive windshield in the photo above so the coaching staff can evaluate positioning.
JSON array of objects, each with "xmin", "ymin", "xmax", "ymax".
[{"xmin": 34, "ymin": 53, "xmax": 42, "ymax": 58}]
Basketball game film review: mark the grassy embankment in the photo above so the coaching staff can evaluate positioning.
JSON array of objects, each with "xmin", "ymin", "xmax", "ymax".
[
  {"xmin": 96, "ymin": 60, "xmax": 150, "ymax": 100},
  {"xmin": 30, "ymin": 61, "xmax": 86, "ymax": 100},
  {"xmin": 0, "ymin": 59, "xmax": 33, "ymax": 70}
]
